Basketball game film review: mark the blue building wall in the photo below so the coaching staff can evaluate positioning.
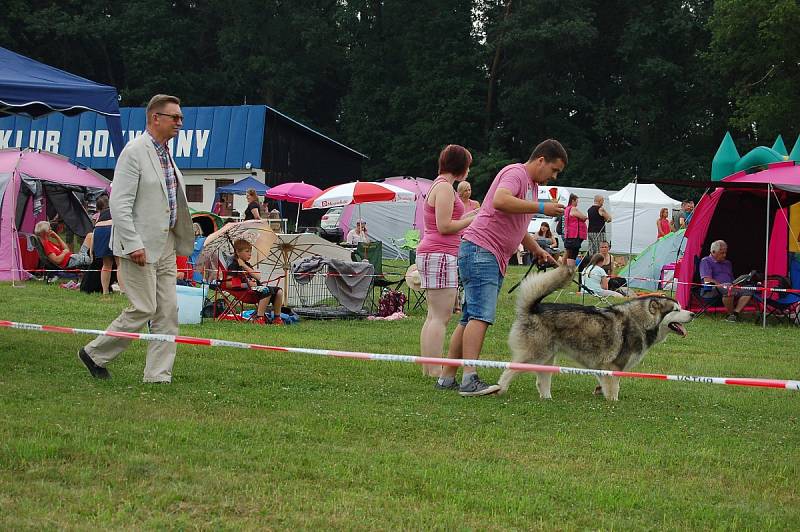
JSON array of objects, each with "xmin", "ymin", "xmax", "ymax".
[{"xmin": 0, "ymin": 106, "xmax": 266, "ymax": 170}]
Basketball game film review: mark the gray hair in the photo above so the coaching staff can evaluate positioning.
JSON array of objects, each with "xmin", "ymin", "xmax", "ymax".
[
  {"xmin": 34, "ymin": 221, "xmax": 51, "ymax": 235},
  {"xmin": 710, "ymin": 240, "xmax": 727, "ymax": 253}
]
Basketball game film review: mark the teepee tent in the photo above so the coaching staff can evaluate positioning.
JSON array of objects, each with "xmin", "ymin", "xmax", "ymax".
[{"xmin": 609, "ymin": 183, "xmax": 681, "ymax": 254}]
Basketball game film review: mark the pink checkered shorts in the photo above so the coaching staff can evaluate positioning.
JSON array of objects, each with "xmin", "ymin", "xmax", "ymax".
[{"xmin": 416, "ymin": 252, "xmax": 458, "ymax": 289}]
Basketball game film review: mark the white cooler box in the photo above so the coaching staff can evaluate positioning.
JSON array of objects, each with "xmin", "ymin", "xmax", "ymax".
[{"xmin": 176, "ymin": 284, "xmax": 208, "ymax": 324}]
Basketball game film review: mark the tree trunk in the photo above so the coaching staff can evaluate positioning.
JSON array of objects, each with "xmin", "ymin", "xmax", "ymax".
[{"xmin": 485, "ymin": 0, "xmax": 513, "ymax": 138}]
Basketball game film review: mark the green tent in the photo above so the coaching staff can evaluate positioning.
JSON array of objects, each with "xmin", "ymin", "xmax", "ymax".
[
  {"xmin": 189, "ymin": 209, "xmax": 224, "ymax": 236},
  {"xmin": 618, "ymin": 229, "xmax": 686, "ymax": 291}
]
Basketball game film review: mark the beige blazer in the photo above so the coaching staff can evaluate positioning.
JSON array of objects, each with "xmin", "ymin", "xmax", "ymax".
[{"xmin": 110, "ymin": 132, "xmax": 194, "ymax": 263}]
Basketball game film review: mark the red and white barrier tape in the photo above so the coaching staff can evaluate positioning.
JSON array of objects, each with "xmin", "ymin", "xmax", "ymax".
[
  {"xmin": 1, "ymin": 320, "xmax": 797, "ymax": 392},
  {"xmin": 7, "ymin": 267, "xmax": 800, "ymax": 294}
]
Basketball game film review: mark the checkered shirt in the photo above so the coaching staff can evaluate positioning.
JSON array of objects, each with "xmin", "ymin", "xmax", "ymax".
[{"xmin": 149, "ymin": 133, "xmax": 177, "ymax": 228}]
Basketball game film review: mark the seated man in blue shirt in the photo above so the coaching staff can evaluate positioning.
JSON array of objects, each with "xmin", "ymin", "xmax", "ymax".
[{"xmin": 699, "ymin": 239, "xmax": 751, "ymax": 322}]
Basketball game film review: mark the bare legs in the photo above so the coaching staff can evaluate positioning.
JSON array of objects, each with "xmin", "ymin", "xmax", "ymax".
[
  {"xmin": 723, "ymin": 295, "xmax": 751, "ymax": 314},
  {"xmin": 439, "ymin": 318, "xmax": 490, "ymax": 380},
  {"xmin": 101, "ymin": 256, "xmax": 114, "ymax": 295},
  {"xmin": 419, "ymin": 287, "xmax": 458, "ymax": 377}
]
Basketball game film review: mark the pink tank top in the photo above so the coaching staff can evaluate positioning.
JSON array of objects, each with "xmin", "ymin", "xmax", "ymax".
[
  {"xmin": 417, "ymin": 177, "xmax": 465, "ymax": 256},
  {"xmin": 565, "ymin": 205, "xmax": 587, "ymax": 239}
]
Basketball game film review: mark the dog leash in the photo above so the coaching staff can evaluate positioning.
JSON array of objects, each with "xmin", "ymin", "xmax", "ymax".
[{"xmin": 507, "ymin": 261, "xmax": 538, "ymax": 293}]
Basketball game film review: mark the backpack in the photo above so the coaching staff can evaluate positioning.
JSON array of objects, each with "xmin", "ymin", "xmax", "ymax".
[{"xmin": 377, "ymin": 290, "xmax": 407, "ymax": 317}]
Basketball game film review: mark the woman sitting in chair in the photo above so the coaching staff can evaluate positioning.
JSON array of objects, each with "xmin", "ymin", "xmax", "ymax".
[
  {"xmin": 34, "ymin": 221, "xmax": 94, "ymax": 270},
  {"xmin": 582, "ymin": 253, "xmax": 634, "ymax": 297},
  {"xmin": 535, "ymin": 222, "xmax": 559, "ymax": 256},
  {"xmin": 228, "ymin": 239, "xmax": 284, "ymax": 325}
]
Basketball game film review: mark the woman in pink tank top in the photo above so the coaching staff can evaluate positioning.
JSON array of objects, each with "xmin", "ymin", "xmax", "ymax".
[
  {"xmin": 416, "ymin": 145, "xmax": 478, "ymax": 377},
  {"xmin": 563, "ymin": 193, "xmax": 587, "ymax": 267}
]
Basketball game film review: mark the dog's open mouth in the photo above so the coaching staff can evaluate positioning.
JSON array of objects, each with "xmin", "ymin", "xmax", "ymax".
[{"xmin": 668, "ymin": 322, "xmax": 687, "ymax": 337}]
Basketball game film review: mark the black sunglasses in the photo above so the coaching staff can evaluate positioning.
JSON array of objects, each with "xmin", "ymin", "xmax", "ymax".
[{"xmin": 155, "ymin": 112, "xmax": 184, "ymax": 122}]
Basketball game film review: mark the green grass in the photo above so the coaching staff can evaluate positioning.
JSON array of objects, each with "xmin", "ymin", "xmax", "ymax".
[{"xmin": 1, "ymin": 266, "xmax": 799, "ymax": 529}]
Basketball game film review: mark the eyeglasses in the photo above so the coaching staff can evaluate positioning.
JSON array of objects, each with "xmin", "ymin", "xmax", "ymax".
[{"xmin": 155, "ymin": 112, "xmax": 184, "ymax": 122}]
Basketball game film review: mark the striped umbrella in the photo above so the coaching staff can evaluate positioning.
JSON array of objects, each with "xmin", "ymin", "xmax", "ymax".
[{"xmin": 302, "ymin": 181, "xmax": 415, "ymax": 210}]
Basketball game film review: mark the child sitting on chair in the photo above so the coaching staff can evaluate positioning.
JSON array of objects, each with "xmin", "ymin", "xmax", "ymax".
[{"xmin": 228, "ymin": 239, "xmax": 284, "ymax": 325}]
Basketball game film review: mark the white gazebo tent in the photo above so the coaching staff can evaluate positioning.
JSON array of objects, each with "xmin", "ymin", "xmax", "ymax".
[{"xmin": 609, "ymin": 183, "xmax": 682, "ymax": 255}]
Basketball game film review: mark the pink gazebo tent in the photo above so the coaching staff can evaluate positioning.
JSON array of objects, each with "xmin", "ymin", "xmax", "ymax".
[
  {"xmin": 0, "ymin": 148, "xmax": 111, "ymax": 281},
  {"xmin": 676, "ymin": 161, "xmax": 800, "ymax": 322}
]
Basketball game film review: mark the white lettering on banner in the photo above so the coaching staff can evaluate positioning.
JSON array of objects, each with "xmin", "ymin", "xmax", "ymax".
[
  {"xmin": 77, "ymin": 131, "xmax": 93, "ymax": 157},
  {"xmin": 195, "ymin": 129, "xmax": 209, "ymax": 157},
  {"xmin": 0, "ymin": 128, "xmax": 212, "ymax": 158},
  {"xmin": 176, "ymin": 129, "xmax": 193, "ymax": 157},
  {"xmin": 0, "ymin": 130, "xmax": 62, "ymax": 151},
  {"xmin": 28, "ymin": 130, "xmax": 44, "ymax": 150},
  {"xmin": 0, "ymin": 130, "xmax": 11, "ymax": 148},
  {"xmin": 44, "ymin": 131, "xmax": 60, "ymax": 152},
  {"xmin": 93, "ymin": 130, "xmax": 109, "ymax": 157}
]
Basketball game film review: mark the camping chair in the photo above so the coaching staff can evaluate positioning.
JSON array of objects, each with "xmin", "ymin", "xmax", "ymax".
[
  {"xmin": 399, "ymin": 229, "xmax": 421, "ymax": 264},
  {"xmin": 751, "ymin": 259, "xmax": 800, "ymax": 324},
  {"xmin": 29, "ymin": 234, "xmax": 79, "ymax": 281},
  {"xmin": 352, "ymin": 241, "xmax": 405, "ymax": 311},
  {"xmin": 211, "ymin": 262, "xmax": 267, "ymax": 322},
  {"xmin": 690, "ymin": 255, "xmax": 724, "ymax": 318}
]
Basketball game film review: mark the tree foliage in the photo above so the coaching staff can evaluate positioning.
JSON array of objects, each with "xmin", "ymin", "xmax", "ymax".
[{"xmin": 0, "ymin": 0, "xmax": 796, "ymax": 195}]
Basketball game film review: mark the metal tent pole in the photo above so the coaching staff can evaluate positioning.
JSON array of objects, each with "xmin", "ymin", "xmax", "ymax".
[
  {"xmin": 626, "ymin": 173, "xmax": 639, "ymax": 287},
  {"xmin": 762, "ymin": 184, "xmax": 771, "ymax": 328}
]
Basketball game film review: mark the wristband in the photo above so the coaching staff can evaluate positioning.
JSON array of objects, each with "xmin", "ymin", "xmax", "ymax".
[{"xmin": 538, "ymin": 200, "xmax": 545, "ymax": 214}]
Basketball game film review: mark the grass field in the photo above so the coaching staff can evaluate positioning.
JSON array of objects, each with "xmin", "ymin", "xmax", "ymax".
[{"xmin": 1, "ymin": 266, "xmax": 799, "ymax": 529}]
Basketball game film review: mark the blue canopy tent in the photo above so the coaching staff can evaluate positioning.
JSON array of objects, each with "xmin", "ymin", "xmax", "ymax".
[
  {"xmin": 211, "ymin": 175, "xmax": 270, "ymax": 212},
  {"xmin": 0, "ymin": 46, "xmax": 124, "ymax": 156}
]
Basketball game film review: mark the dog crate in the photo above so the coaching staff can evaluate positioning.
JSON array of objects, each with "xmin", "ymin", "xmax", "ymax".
[{"xmin": 284, "ymin": 263, "xmax": 370, "ymax": 320}]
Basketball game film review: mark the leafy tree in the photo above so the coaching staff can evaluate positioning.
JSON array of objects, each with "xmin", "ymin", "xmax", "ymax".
[
  {"xmin": 339, "ymin": 0, "xmax": 485, "ymax": 179},
  {"xmin": 709, "ymin": 0, "xmax": 800, "ymax": 143},
  {"xmin": 215, "ymin": 0, "xmax": 347, "ymax": 133}
]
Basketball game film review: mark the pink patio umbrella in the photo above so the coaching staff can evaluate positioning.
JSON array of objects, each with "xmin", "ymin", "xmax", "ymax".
[{"xmin": 265, "ymin": 181, "xmax": 322, "ymax": 230}]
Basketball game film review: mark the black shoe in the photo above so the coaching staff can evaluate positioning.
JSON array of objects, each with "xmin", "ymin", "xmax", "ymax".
[{"xmin": 78, "ymin": 348, "xmax": 110, "ymax": 379}]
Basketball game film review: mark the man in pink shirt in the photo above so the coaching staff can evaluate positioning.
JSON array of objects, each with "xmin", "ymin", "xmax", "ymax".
[{"xmin": 437, "ymin": 139, "xmax": 567, "ymax": 396}]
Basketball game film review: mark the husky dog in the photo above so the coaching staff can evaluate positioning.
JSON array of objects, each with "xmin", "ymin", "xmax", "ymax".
[{"xmin": 498, "ymin": 265, "xmax": 693, "ymax": 401}]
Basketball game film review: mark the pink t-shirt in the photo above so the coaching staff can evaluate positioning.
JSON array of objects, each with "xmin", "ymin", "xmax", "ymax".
[
  {"xmin": 417, "ymin": 177, "xmax": 465, "ymax": 256},
  {"xmin": 462, "ymin": 163, "xmax": 537, "ymax": 276}
]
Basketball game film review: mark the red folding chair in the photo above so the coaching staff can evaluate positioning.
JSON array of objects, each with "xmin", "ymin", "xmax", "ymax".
[{"xmin": 212, "ymin": 262, "xmax": 264, "ymax": 322}]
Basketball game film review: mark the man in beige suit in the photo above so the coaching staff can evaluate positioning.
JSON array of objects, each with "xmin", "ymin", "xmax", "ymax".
[{"xmin": 79, "ymin": 94, "xmax": 194, "ymax": 383}]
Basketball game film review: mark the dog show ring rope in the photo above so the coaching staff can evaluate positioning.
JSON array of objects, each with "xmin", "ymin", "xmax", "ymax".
[{"xmin": 1, "ymin": 320, "xmax": 798, "ymax": 392}]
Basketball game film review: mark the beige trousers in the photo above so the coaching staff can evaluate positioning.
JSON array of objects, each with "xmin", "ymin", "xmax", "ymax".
[{"xmin": 85, "ymin": 232, "xmax": 178, "ymax": 382}]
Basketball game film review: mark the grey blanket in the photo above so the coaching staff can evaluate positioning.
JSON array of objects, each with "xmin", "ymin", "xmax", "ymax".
[
  {"xmin": 292, "ymin": 256, "xmax": 327, "ymax": 285},
  {"xmin": 325, "ymin": 259, "xmax": 374, "ymax": 312}
]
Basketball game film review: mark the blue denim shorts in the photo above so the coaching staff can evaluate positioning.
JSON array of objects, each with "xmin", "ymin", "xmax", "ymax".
[{"xmin": 458, "ymin": 240, "xmax": 504, "ymax": 325}]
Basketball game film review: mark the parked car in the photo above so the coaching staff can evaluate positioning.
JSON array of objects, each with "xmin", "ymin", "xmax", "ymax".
[{"xmin": 320, "ymin": 207, "xmax": 343, "ymax": 230}]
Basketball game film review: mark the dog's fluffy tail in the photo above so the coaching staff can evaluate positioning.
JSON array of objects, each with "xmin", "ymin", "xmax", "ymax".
[{"xmin": 515, "ymin": 265, "xmax": 575, "ymax": 315}]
